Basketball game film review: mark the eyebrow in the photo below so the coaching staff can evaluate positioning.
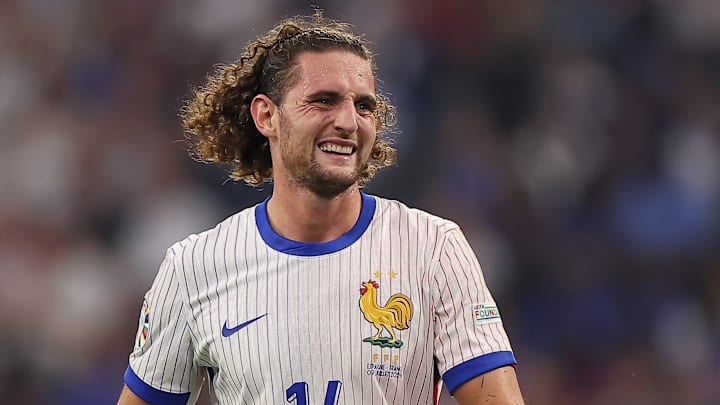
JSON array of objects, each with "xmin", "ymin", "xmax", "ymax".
[{"xmin": 307, "ymin": 91, "xmax": 377, "ymax": 108}]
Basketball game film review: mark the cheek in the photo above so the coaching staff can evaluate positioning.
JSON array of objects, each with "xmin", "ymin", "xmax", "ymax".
[
  {"xmin": 364, "ymin": 136, "xmax": 378, "ymax": 156},
  {"xmin": 359, "ymin": 119, "xmax": 377, "ymax": 143}
]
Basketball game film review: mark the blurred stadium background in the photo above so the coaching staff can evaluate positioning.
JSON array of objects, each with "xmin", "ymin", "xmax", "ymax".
[{"xmin": 1, "ymin": 0, "xmax": 719, "ymax": 404}]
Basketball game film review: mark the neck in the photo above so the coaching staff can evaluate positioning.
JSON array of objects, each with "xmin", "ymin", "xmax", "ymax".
[{"xmin": 266, "ymin": 183, "xmax": 363, "ymax": 243}]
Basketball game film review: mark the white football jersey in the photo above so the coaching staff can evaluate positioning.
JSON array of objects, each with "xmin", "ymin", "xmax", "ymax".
[{"xmin": 124, "ymin": 193, "xmax": 516, "ymax": 404}]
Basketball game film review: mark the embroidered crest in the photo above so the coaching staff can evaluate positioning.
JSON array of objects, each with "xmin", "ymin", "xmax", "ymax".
[
  {"xmin": 134, "ymin": 300, "xmax": 151, "ymax": 350},
  {"xmin": 358, "ymin": 280, "xmax": 413, "ymax": 348}
]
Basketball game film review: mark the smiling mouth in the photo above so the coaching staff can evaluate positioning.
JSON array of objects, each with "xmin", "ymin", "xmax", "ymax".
[{"xmin": 319, "ymin": 143, "xmax": 355, "ymax": 155}]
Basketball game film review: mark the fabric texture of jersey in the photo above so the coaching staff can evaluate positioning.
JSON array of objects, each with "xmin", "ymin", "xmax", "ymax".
[{"xmin": 125, "ymin": 193, "xmax": 517, "ymax": 404}]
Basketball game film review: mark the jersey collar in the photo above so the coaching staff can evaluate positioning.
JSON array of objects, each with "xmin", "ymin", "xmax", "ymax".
[{"xmin": 255, "ymin": 192, "xmax": 376, "ymax": 256}]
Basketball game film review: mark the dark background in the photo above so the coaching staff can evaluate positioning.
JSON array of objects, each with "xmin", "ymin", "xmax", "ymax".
[{"xmin": 1, "ymin": 0, "xmax": 718, "ymax": 404}]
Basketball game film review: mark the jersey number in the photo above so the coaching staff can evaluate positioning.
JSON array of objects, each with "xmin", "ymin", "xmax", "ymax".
[{"xmin": 286, "ymin": 380, "xmax": 342, "ymax": 405}]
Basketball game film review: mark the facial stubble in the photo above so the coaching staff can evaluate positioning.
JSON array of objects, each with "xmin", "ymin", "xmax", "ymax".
[{"xmin": 277, "ymin": 113, "xmax": 368, "ymax": 199}]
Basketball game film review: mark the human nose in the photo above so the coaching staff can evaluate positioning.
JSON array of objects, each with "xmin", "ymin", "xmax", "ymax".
[{"xmin": 333, "ymin": 100, "xmax": 359, "ymax": 134}]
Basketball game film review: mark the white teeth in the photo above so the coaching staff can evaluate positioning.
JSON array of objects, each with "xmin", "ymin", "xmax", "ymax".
[{"xmin": 319, "ymin": 143, "xmax": 353, "ymax": 155}]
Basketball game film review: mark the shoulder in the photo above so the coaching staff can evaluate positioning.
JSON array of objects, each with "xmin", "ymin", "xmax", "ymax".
[
  {"xmin": 165, "ymin": 204, "xmax": 258, "ymax": 262},
  {"xmin": 370, "ymin": 194, "xmax": 461, "ymax": 235}
]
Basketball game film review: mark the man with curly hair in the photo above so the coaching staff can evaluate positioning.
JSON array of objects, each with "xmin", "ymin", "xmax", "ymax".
[{"xmin": 118, "ymin": 11, "xmax": 524, "ymax": 405}]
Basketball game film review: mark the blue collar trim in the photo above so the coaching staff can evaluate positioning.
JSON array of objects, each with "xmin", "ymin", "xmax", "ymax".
[{"xmin": 255, "ymin": 193, "xmax": 376, "ymax": 256}]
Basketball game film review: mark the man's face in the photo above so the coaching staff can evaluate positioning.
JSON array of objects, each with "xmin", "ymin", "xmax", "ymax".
[{"xmin": 272, "ymin": 50, "xmax": 377, "ymax": 198}]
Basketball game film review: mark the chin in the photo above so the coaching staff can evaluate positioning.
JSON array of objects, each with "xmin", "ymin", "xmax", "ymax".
[
  {"xmin": 310, "ymin": 178, "xmax": 357, "ymax": 199},
  {"xmin": 288, "ymin": 158, "xmax": 364, "ymax": 198},
  {"xmin": 306, "ymin": 170, "xmax": 361, "ymax": 199}
]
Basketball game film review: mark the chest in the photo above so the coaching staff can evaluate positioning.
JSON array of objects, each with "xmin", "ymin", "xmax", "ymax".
[{"xmin": 185, "ymin": 251, "xmax": 436, "ymax": 402}]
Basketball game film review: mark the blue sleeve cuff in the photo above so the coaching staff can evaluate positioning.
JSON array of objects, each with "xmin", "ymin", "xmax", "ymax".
[
  {"xmin": 124, "ymin": 365, "xmax": 191, "ymax": 405},
  {"xmin": 442, "ymin": 351, "xmax": 517, "ymax": 394}
]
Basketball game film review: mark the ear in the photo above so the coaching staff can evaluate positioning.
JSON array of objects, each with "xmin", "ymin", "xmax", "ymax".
[{"xmin": 250, "ymin": 94, "xmax": 278, "ymax": 138}]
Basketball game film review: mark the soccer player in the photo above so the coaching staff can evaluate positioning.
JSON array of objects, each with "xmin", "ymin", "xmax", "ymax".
[{"xmin": 118, "ymin": 11, "xmax": 524, "ymax": 405}]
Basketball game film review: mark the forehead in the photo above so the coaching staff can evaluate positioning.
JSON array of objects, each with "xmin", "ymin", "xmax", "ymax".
[{"xmin": 291, "ymin": 51, "xmax": 375, "ymax": 95}]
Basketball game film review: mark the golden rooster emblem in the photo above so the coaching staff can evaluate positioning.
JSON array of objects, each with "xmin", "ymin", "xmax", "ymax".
[{"xmin": 359, "ymin": 280, "xmax": 413, "ymax": 348}]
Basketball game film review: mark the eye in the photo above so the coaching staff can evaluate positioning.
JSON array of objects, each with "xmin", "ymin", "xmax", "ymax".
[
  {"xmin": 316, "ymin": 98, "xmax": 333, "ymax": 106},
  {"xmin": 355, "ymin": 102, "xmax": 375, "ymax": 115}
]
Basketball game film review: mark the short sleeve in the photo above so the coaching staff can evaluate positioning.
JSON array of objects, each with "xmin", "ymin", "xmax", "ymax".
[
  {"xmin": 432, "ymin": 226, "xmax": 517, "ymax": 394},
  {"xmin": 124, "ymin": 248, "xmax": 204, "ymax": 405}
]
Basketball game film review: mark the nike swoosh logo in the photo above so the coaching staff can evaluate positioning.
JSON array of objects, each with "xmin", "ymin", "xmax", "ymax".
[{"xmin": 222, "ymin": 313, "xmax": 268, "ymax": 337}]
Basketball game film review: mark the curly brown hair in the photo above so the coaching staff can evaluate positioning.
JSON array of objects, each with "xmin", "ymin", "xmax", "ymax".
[{"xmin": 181, "ymin": 11, "xmax": 398, "ymax": 186}]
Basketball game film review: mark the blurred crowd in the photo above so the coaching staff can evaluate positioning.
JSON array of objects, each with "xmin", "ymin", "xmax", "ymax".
[{"xmin": 1, "ymin": 0, "xmax": 718, "ymax": 404}]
